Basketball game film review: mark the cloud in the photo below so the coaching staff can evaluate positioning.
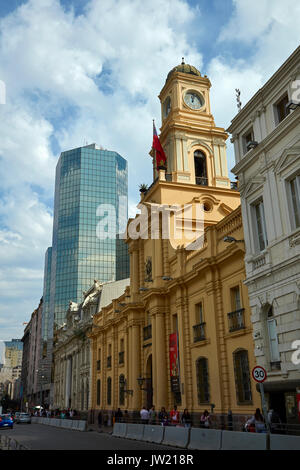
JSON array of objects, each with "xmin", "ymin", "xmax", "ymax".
[
  {"xmin": 0, "ymin": 0, "xmax": 299, "ymax": 343},
  {"xmin": 0, "ymin": 0, "xmax": 202, "ymax": 339}
]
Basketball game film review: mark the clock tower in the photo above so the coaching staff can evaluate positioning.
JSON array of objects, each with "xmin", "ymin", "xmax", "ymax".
[{"xmin": 156, "ymin": 58, "xmax": 231, "ymax": 189}]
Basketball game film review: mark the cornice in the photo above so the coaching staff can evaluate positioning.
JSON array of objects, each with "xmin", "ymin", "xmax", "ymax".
[
  {"xmin": 231, "ymin": 107, "xmax": 300, "ymax": 175},
  {"xmin": 228, "ymin": 46, "xmax": 300, "ymax": 132}
]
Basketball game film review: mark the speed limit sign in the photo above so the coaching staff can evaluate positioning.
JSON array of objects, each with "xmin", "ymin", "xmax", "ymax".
[{"xmin": 252, "ymin": 365, "xmax": 267, "ymax": 383}]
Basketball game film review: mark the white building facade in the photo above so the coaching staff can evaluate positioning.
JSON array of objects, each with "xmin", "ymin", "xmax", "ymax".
[
  {"xmin": 228, "ymin": 46, "xmax": 300, "ymax": 426},
  {"xmin": 53, "ymin": 278, "xmax": 129, "ymax": 415}
]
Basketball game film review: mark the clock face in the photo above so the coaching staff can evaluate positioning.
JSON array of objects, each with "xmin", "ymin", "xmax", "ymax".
[{"xmin": 184, "ymin": 91, "xmax": 204, "ymax": 110}]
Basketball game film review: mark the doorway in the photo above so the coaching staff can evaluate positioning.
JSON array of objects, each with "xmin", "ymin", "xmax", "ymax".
[{"xmin": 145, "ymin": 354, "xmax": 153, "ymax": 409}]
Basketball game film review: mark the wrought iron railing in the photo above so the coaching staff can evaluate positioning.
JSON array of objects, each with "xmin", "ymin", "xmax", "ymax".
[
  {"xmin": 193, "ymin": 323, "xmax": 206, "ymax": 342},
  {"xmin": 228, "ymin": 308, "xmax": 245, "ymax": 332},
  {"xmin": 195, "ymin": 177, "xmax": 208, "ymax": 186}
]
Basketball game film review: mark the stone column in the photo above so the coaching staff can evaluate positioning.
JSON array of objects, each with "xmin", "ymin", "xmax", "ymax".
[
  {"xmin": 131, "ymin": 324, "xmax": 141, "ymax": 411},
  {"xmin": 65, "ymin": 356, "xmax": 72, "ymax": 409},
  {"xmin": 155, "ymin": 313, "xmax": 168, "ymax": 409}
]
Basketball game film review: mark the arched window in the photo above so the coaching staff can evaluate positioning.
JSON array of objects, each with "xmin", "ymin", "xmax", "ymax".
[
  {"xmin": 194, "ymin": 151, "xmax": 208, "ymax": 186},
  {"xmin": 196, "ymin": 357, "xmax": 210, "ymax": 403},
  {"xmin": 233, "ymin": 349, "xmax": 252, "ymax": 404},
  {"xmin": 119, "ymin": 375, "xmax": 125, "ymax": 406},
  {"xmin": 96, "ymin": 379, "xmax": 101, "ymax": 406},
  {"xmin": 107, "ymin": 377, "xmax": 112, "ymax": 406}
]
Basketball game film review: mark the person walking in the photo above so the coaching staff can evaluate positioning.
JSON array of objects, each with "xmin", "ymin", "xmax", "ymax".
[
  {"xmin": 268, "ymin": 408, "xmax": 281, "ymax": 434},
  {"xmin": 158, "ymin": 407, "xmax": 169, "ymax": 426},
  {"xmin": 246, "ymin": 408, "xmax": 266, "ymax": 433},
  {"xmin": 200, "ymin": 410, "xmax": 211, "ymax": 428},
  {"xmin": 170, "ymin": 405, "xmax": 180, "ymax": 426},
  {"xmin": 181, "ymin": 409, "xmax": 192, "ymax": 428},
  {"xmin": 140, "ymin": 406, "xmax": 149, "ymax": 424},
  {"xmin": 115, "ymin": 408, "xmax": 123, "ymax": 423},
  {"xmin": 149, "ymin": 406, "xmax": 157, "ymax": 425}
]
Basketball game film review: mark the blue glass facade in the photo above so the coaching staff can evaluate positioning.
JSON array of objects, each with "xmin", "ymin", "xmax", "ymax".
[{"xmin": 48, "ymin": 144, "xmax": 129, "ymax": 330}]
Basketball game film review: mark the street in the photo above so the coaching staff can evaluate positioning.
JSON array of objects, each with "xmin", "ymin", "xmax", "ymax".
[{"xmin": 1, "ymin": 423, "xmax": 178, "ymax": 450}]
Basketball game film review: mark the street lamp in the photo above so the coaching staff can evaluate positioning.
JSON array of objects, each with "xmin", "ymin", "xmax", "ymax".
[
  {"xmin": 137, "ymin": 376, "xmax": 149, "ymax": 391},
  {"xmin": 119, "ymin": 376, "xmax": 133, "ymax": 396}
]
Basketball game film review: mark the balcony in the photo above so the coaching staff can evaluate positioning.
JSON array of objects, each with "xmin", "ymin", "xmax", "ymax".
[
  {"xmin": 119, "ymin": 351, "xmax": 124, "ymax": 365},
  {"xmin": 107, "ymin": 356, "xmax": 112, "ymax": 368},
  {"xmin": 193, "ymin": 323, "xmax": 206, "ymax": 342},
  {"xmin": 143, "ymin": 325, "xmax": 152, "ymax": 341},
  {"xmin": 195, "ymin": 177, "xmax": 208, "ymax": 186},
  {"xmin": 96, "ymin": 360, "xmax": 101, "ymax": 371},
  {"xmin": 228, "ymin": 308, "xmax": 245, "ymax": 333}
]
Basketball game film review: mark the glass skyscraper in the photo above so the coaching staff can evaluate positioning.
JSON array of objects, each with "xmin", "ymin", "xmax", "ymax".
[
  {"xmin": 40, "ymin": 144, "xmax": 129, "ymax": 406},
  {"xmin": 42, "ymin": 143, "xmax": 129, "ymax": 338}
]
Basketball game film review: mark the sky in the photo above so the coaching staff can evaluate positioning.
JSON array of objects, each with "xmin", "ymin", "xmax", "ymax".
[{"xmin": 0, "ymin": 0, "xmax": 299, "ymax": 356}]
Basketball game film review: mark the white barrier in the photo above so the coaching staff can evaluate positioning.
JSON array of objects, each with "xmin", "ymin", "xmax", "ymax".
[
  {"xmin": 270, "ymin": 434, "xmax": 300, "ymax": 450},
  {"xmin": 221, "ymin": 430, "xmax": 267, "ymax": 450},
  {"xmin": 113, "ymin": 422, "xmax": 127, "ymax": 438},
  {"xmin": 142, "ymin": 424, "xmax": 165, "ymax": 444},
  {"xmin": 162, "ymin": 426, "xmax": 190, "ymax": 448},
  {"xmin": 126, "ymin": 423, "xmax": 145, "ymax": 440},
  {"xmin": 77, "ymin": 420, "xmax": 87, "ymax": 432},
  {"xmin": 188, "ymin": 428, "xmax": 222, "ymax": 450}
]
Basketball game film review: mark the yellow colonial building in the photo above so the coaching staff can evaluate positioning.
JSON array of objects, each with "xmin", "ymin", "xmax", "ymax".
[{"xmin": 89, "ymin": 61, "xmax": 260, "ymax": 426}]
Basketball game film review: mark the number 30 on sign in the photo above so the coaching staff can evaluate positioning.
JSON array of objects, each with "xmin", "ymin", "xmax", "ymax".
[{"xmin": 252, "ymin": 366, "xmax": 267, "ymax": 383}]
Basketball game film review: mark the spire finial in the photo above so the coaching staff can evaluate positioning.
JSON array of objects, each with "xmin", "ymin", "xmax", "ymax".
[{"xmin": 181, "ymin": 57, "xmax": 185, "ymax": 65}]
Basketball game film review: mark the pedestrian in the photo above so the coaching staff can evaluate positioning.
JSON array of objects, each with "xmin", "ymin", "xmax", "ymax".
[
  {"xmin": 181, "ymin": 409, "xmax": 192, "ymax": 428},
  {"xmin": 170, "ymin": 405, "xmax": 180, "ymax": 426},
  {"xmin": 149, "ymin": 405, "xmax": 157, "ymax": 425},
  {"xmin": 268, "ymin": 408, "xmax": 281, "ymax": 434},
  {"xmin": 158, "ymin": 407, "xmax": 169, "ymax": 426},
  {"xmin": 124, "ymin": 410, "xmax": 129, "ymax": 423},
  {"xmin": 115, "ymin": 408, "xmax": 123, "ymax": 423},
  {"xmin": 200, "ymin": 410, "xmax": 211, "ymax": 428},
  {"xmin": 140, "ymin": 406, "xmax": 149, "ymax": 424},
  {"xmin": 246, "ymin": 408, "xmax": 266, "ymax": 433}
]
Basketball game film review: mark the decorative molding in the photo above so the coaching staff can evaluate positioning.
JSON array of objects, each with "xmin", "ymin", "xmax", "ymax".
[{"xmin": 274, "ymin": 146, "xmax": 300, "ymax": 175}]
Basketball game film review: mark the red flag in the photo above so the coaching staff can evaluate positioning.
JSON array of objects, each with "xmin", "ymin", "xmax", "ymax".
[{"xmin": 152, "ymin": 121, "xmax": 167, "ymax": 170}]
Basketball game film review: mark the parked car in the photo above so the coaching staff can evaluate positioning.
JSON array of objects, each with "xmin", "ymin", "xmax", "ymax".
[
  {"xmin": 13, "ymin": 412, "xmax": 21, "ymax": 422},
  {"xmin": 17, "ymin": 413, "xmax": 31, "ymax": 424},
  {"xmin": 0, "ymin": 414, "xmax": 14, "ymax": 429}
]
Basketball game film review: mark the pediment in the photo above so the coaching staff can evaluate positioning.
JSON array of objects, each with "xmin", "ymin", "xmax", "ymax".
[
  {"xmin": 274, "ymin": 147, "xmax": 300, "ymax": 175},
  {"xmin": 240, "ymin": 176, "xmax": 265, "ymax": 198}
]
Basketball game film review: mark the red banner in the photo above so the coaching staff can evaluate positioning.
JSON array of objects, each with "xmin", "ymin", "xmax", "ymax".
[{"xmin": 169, "ymin": 333, "xmax": 179, "ymax": 377}]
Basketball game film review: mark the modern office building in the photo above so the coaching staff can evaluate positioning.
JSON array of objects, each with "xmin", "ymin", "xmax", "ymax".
[{"xmin": 40, "ymin": 143, "xmax": 129, "ymax": 407}]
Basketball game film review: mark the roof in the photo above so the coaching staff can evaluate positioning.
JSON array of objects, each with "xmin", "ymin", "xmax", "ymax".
[
  {"xmin": 166, "ymin": 59, "xmax": 201, "ymax": 83},
  {"xmin": 98, "ymin": 278, "xmax": 130, "ymax": 310}
]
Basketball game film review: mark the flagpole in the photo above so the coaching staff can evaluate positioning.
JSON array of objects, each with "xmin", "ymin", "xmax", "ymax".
[{"xmin": 152, "ymin": 119, "xmax": 156, "ymax": 181}]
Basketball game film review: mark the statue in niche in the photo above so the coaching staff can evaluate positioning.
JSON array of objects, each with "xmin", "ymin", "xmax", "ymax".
[{"xmin": 145, "ymin": 257, "xmax": 152, "ymax": 282}]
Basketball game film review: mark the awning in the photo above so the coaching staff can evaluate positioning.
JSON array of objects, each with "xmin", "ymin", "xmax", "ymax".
[{"xmin": 256, "ymin": 379, "xmax": 300, "ymax": 393}]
